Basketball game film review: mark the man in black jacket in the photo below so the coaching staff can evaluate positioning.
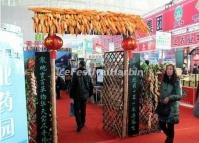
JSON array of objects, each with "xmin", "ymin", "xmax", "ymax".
[
  {"xmin": 56, "ymin": 72, "xmax": 65, "ymax": 99},
  {"xmin": 70, "ymin": 61, "xmax": 93, "ymax": 132}
]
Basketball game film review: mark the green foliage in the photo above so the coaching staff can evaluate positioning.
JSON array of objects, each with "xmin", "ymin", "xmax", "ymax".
[{"xmin": 140, "ymin": 63, "xmax": 166, "ymax": 77}]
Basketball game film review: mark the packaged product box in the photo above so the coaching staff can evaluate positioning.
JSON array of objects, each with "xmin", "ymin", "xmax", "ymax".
[
  {"xmin": 196, "ymin": 81, "xmax": 199, "ymax": 86},
  {"xmin": 176, "ymin": 68, "xmax": 182, "ymax": 76},
  {"xmin": 183, "ymin": 81, "xmax": 190, "ymax": 87},
  {"xmin": 196, "ymin": 75, "xmax": 199, "ymax": 81},
  {"xmin": 190, "ymin": 81, "xmax": 196, "ymax": 87},
  {"xmin": 183, "ymin": 76, "xmax": 189, "ymax": 81},
  {"xmin": 182, "ymin": 80, "xmax": 186, "ymax": 86},
  {"xmin": 189, "ymin": 74, "xmax": 196, "ymax": 82}
]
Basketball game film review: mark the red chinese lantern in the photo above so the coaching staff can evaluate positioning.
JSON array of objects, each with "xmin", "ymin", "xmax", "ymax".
[
  {"xmin": 122, "ymin": 37, "xmax": 137, "ymax": 51},
  {"xmin": 43, "ymin": 35, "xmax": 63, "ymax": 50}
]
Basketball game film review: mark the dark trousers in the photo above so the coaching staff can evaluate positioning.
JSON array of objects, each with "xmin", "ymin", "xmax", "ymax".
[
  {"xmin": 65, "ymin": 80, "xmax": 71, "ymax": 91},
  {"xmin": 159, "ymin": 121, "xmax": 174, "ymax": 143},
  {"xmin": 74, "ymin": 99, "xmax": 87, "ymax": 128},
  {"xmin": 56, "ymin": 89, "xmax": 60, "ymax": 99}
]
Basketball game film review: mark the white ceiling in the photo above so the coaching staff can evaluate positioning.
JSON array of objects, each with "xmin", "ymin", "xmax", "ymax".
[{"xmin": 1, "ymin": 0, "xmax": 184, "ymax": 16}]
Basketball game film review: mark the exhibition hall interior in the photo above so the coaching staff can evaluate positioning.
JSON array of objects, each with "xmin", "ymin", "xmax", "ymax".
[{"xmin": 0, "ymin": 0, "xmax": 199, "ymax": 143}]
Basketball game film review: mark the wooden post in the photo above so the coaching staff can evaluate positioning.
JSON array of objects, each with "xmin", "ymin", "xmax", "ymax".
[
  {"xmin": 50, "ymin": 51, "xmax": 58, "ymax": 143},
  {"xmin": 122, "ymin": 51, "xmax": 129, "ymax": 138}
]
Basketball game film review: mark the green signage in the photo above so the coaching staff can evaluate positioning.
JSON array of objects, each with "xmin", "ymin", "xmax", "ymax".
[
  {"xmin": 85, "ymin": 39, "xmax": 93, "ymax": 54},
  {"xmin": 35, "ymin": 33, "xmax": 44, "ymax": 41},
  {"xmin": 96, "ymin": 58, "xmax": 104, "ymax": 63},
  {"xmin": 196, "ymin": 1, "xmax": 199, "ymax": 11}
]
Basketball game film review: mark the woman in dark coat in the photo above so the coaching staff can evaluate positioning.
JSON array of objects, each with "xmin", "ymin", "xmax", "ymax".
[{"xmin": 157, "ymin": 64, "xmax": 182, "ymax": 143}]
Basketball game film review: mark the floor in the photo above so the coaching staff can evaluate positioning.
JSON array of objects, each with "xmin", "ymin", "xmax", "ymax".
[{"xmin": 57, "ymin": 91, "xmax": 199, "ymax": 143}]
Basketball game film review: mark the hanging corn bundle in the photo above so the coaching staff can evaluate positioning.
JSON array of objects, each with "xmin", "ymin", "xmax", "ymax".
[
  {"xmin": 25, "ymin": 59, "xmax": 37, "ymax": 143},
  {"xmin": 138, "ymin": 63, "xmax": 165, "ymax": 134},
  {"xmin": 30, "ymin": 8, "xmax": 148, "ymax": 36}
]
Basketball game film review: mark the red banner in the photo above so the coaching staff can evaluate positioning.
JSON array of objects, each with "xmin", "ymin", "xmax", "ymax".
[
  {"xmin": 165, "ymin": 0, "xmax": 199, "ymax": 31},
  {"xmin": 138, "ymin": 39, "xmax": 156, "ymax": 52},
  {"xmin": 144, "ymin": 13, "xmax": 165, "ymax": 35},
  {"xmin": 172, "ymin": 31, "xmax": 199, "ymax": 47},
  {"xmin": 139, "ymin": 0, "xmax": 199, "ymax": 52},
  {"xmin": 144, "ymin": 0, "xmax": 199, "ymax": 33}
]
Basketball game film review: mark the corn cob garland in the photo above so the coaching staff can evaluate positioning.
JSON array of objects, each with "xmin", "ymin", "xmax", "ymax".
[
  {"xmin": 25, "ymin": 70, "xmax": 37, "ymax": 143},
  {"xmin": 138, "ymin": 63, "xmax": 165, "ymax": 134},
  {"xmin": 30, "ymin": 7, "xmax": 149, "ymax": 36}
]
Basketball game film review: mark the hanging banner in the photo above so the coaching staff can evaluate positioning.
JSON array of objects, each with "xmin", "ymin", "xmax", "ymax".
[
  {"xmin": 138, "ymin": 37, "xmax": 156, "ymax": 52},
  {"xmin": 139, "ymin": 0, "xmax": 199, "ymax": 51},
  {"xmin": 165, "ymin": 0, "xmax": 199, "ymax": 30},
  {"xmin": 144, "ymin": 0, "xmax": 199, "ymax": 34},
  {"xmin": 0, "ymin": 30, "xmax": 28, "ymax": 143},
  {"xmin": 156, "ymin": 31, "xmax": 171, "ymax": 50},
  {"xmin": 172, "ymin": 31, "xmax": 199, "ymax": 47},
  {"xmin": 35, "ymin": 52, "xmax": 53, "ymax": 143},
  {"xmin": 128, "ymin": 53, "xmax": 140, "ymax": 135}
]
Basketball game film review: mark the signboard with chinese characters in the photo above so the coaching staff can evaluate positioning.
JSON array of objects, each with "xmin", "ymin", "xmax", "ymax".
[
  {"xmin": 156, "ymin": 31, "xmax": 171, "ymax": 50},
  {"xmin": 146, "ymin": 19, "xmax": 153, "ymax": 33},
  {"xmin": 128, "ymin": 53, "xmax": 140, "ymax": 135},
  {"xmin": 165, "ymin": 0, "xmax": 199, "ymax": 30},
  {"xmin": 172, "ymin": 31, "xmax": 199, "ymax": 47},
  {"xmin": 138, "ymin": 36, "xmax": 156, "ymax": 52},
  {"xmin": 144, "ymin": 0, "xmax": 199, "ymax": 34},
  {"xmin": 0, "ymin": 30, "xmax": 28, "ymax": 142},
  {"xmin": 156, "ymin": 15, "xmax": 163, "ymax": 31},
  {"xmin": 35, "ymin": 52, "xmax": 53, "ymax": 143}
]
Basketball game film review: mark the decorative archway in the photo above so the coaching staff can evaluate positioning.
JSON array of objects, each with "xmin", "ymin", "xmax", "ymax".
[{"xmin": 29, "ymin": 7, "xmax": 148, "ymax": 142}]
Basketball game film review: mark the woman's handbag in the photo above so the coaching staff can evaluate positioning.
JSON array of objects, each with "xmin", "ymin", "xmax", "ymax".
[{"xmin": 155, "ymin": 102, "xmax": 171, "ymax": 117}]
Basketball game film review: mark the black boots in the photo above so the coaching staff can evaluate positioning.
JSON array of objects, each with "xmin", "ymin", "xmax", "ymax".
[
  {"xmin": 76, "ymin": 126, "xmax": 81, "ymax": 132},
  {"xmin": 165, "ymin": 137, "xmax": 174, "ymax": 143},
  {"xmin": 76, "ymin": 124, "xmax": 85, "ymax": 132}
]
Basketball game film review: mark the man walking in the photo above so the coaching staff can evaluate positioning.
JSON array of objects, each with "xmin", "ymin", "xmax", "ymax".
[{"xmin": 70, "ymin": 61, "xmax": 93, "ymax": 132}]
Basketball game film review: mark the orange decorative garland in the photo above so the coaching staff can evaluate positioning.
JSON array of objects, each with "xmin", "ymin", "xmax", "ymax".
[{"xmin": 30, "ymin": 7, "xmax": 149, "ymax": 36}]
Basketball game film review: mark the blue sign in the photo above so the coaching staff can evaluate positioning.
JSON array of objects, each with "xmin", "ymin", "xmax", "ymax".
[{"xmin": 0, "ymin": 30, "xmax": 28, "ymax": 143}]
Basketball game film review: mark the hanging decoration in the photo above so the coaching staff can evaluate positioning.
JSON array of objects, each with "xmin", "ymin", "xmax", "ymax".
[
  {"xmin": 43, "ymin": 34, "xmax": 63, "ymax": 50},
  {"xmin": 25, "ymin": 59, "xmax": 37, "ymax": 143},
  {"xmin": 122, "ymin": 37, "xmax": 137, "ymax": 51},
  {"xmin": 29, "ymin": 8, "xmax": 148, "ymax": 36},
  {"xmin": 122, "ymin": 37, "xmax": 137, "ymax": 58},
  {"xmin": 138, "ymin": 63, "xmax": 165, "ymax": 134}
]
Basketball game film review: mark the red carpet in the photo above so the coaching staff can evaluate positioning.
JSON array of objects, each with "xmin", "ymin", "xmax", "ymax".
[
  {"xmin": 56, "ymin": 91, "xmax": 117, "ymax": 143},
  {"xmin": 57, "ymin": 91, "xmax": 199, "ymax": 143}
]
